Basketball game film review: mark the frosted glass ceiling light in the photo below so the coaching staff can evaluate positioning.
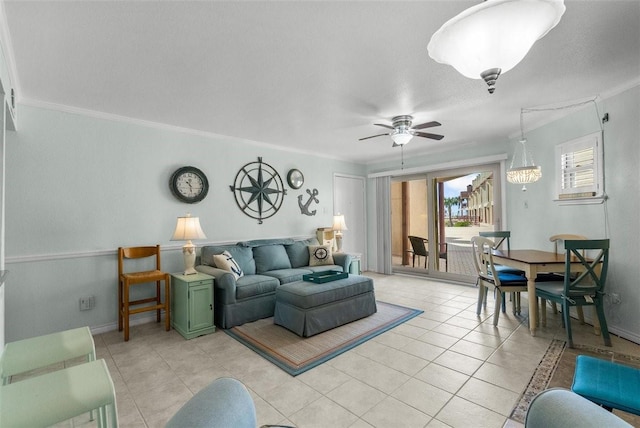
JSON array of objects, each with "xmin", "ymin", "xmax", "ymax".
[
  {"xmin": 390, "ymin": 128, "xmax": 413, "ymax": 146},
  {"xmin": 428, "ymin": 0, "xmax": 565, "ymax": 94},
  {"xmin": 507, "ymin": 109, "xmax": 542, "ymax": 191}
]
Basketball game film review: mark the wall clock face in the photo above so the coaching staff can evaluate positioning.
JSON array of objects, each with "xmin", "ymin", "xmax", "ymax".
[
  {"xmin": 169, "ymin": 166, "xmax": 209, "ymax": 203},
  {"xmin": 287, "ymin": 169, "xmax": 304, "ymax": 189},
  {"xmin": 229, "ymin": 157, "xmax": 286, "ymax": 224}
]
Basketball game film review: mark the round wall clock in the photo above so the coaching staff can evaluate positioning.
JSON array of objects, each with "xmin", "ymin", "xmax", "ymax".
[
  {"xmin": 287, "ymin": 169, "xmax": 304, "ymax": 189},
  {"xmin": 229, "ymin": 157, "xmax": 286, "ymax": 224},
  {"xmin": 169, "ymin": 166, "xmax": 209, "ymax": 203}
]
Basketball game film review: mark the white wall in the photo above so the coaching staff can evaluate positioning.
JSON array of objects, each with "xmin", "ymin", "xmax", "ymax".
[{"xmin": 4, "ymin": 104, "xmax": 365, "ymax": 341}]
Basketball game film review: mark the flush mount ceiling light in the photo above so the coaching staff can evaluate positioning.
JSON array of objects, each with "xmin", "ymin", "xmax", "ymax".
[
  {"xmin": 427, "ymin": 0, "xmax": 566, "ymax": 94},
  {"xmin": 507, "ymin": 108, "xmax": 541, "ymax": 191}
]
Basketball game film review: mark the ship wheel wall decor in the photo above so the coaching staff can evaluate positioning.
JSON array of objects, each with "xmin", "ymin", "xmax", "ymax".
[{"xmin": 229, "ymin": 157, "xmax": 287, "ymax": 224}]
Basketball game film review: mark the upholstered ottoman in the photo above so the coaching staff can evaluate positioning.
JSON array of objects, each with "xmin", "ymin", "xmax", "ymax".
[{"xmin": 274, "ymin": 275, "xmax": 376, "ymax": 337}]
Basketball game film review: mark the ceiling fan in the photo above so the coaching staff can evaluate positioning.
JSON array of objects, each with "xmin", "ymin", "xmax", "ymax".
[{"xmin": 359, "ymin": 115, "xmax": 444, "ymax": 146}]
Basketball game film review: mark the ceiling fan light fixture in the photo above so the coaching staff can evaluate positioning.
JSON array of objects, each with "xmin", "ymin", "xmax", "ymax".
[
  {"xmin": 427, "ymin": 0, "xmax": 566, "ymax": 93},
  {"xmin": 391, "ymin": 129, "xmax": 413, "ymax": 146}
]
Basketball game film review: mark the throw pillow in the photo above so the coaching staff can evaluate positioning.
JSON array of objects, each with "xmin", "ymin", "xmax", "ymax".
[
  {"xmin": 308, "ymin": 244, "xmax": 335, "ymax": 266},
  {"xmin": 253, "ymin": 244, "xmax": 292, "ymax": 273},
  {"xmin": 213, "ymin": 250, "xmax": 244, "ymax": 279}
]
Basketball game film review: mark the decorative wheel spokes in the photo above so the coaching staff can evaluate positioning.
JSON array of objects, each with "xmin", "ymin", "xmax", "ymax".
[{"xmin": 230, "ymin": 157, "xmax": 286, "ymax": 224}]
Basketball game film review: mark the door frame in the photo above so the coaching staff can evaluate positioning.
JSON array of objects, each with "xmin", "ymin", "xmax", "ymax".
[
  {"xmin": 371, "ymin": 154, "xmax": 508, "ymax": 281},
  {"xmin": 333, "ymin": 173, "xmax": 367, "ymax": 270}
]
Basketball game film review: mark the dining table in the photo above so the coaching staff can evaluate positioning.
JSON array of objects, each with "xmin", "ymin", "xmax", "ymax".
[{"xmin": 491, "ymin": 249, "xmax": 595, "ymax": 336}]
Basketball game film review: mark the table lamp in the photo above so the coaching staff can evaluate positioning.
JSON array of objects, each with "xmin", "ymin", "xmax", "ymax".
[
  {"xmin": 171, "ymin": 213, "xmax": 207, "ymax": 275},
  {"xmin": 332, "ymin": 214, "xmax": 348, "ymax": 252}
]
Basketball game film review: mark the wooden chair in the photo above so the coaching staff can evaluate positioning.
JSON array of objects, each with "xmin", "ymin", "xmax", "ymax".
[
  {"xmin": 478, "ymin": 230, "xmax": 525, "ymax": 275},
  {"xmin": 538, "ymin": 234, "xmax": 588, "ymax": 325},
  {"xmin": 408, "ymin": 235, "xmax": 448, "ymax": 271},
  {"xmin": 118, "ymin": 245, "xmax": 171, "ymax": 341},
  {"xmin": 478, "ymin": 231, "xmax": 525, "ymax": 310},
  {"xmin": 535, "ymin": 239, "xmax": 611, "ymax": 348},
  {"xmin": 471, "ymin": 236, "xmax": 528, "ymax": 325}
]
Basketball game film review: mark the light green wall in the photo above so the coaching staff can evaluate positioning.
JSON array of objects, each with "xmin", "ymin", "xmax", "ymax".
[{"xmin": 4, "ymin": 104, "xmax": 365, "ymax": 341}]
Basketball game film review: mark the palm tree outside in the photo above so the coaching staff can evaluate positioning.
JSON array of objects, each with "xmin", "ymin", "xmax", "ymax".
[{"xmin": 444, "ymin": 196, "xmax": 460, "ymax": 226}]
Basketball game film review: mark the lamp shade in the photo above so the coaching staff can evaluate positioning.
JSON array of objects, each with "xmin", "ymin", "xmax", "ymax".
[
  {"xmin": 332, "ymin": 214, "xmax": 348, "ymax": 232},
  {"xmin": 171, "ymin": 214, "xmax": 207, "ymax": 241},
  {"xmin": 428, "ymin": 0, "xmax": 565, "ymax": 91}
]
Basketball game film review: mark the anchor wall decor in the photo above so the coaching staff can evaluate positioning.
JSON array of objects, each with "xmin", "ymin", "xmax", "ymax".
[{"xmin": 298, "ymin": 188, "xmax": 319, "ymax": 216}]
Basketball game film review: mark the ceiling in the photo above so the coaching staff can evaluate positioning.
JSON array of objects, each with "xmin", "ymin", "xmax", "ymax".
[{"xmin": 1, "ymin": 1, "xmax": 639, "ymax": 164}]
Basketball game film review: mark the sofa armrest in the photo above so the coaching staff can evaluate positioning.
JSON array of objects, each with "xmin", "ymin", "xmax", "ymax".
[
  {"xmin": 525, "ymin": 388, "xmax": 632, "ymax": 428},
  {"xmin": 195, "ymin": 265, "xmax": 238, "ymax": 305},
  {"xmin": 333, "ymin": 253, "xmax": 352, "ymax": 273}
]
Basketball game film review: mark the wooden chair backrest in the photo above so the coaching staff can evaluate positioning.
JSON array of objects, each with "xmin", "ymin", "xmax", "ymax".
[
  {"xmin": 470, "ymin": 236, "xmax": 498, "ymax": 283},
  {"xmin": 479, "ymin": 231, "xmax": 511, "ymax": 251},
  {"xmin": 550, "ymin": 234, "xmax": 588, "ymax": 254},
  {"xmin": 563, "ymin": 239, "xmax": 609, "ymax": 294},
  {"xmin": 118, "ymin": 245, "xmax": 162, "ymax": 276}
]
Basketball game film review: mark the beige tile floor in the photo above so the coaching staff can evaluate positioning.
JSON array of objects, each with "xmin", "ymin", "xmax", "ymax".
[{"xmin": 41, "ymin": 272, "xmax": 640, "ymax": 427}]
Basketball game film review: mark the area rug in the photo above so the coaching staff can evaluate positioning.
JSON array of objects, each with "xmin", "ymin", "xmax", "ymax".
[
  {"xmin": 224, "ymin": 301, "xmax": 423, "ymax": 376},
  {"xmin": 510, "ymin": 340, "xmax": 640, "ymax": 425},
  {"xmin": 509, "ymin": 339, "xmax": 566, "ymax": 423}
]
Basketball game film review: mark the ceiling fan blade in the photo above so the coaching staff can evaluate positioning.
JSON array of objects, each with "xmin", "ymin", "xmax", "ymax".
[
  {"xmin": 359, "ymin": 133, "xmax": 390, "ymax": 141},
  {"xmin": 412, "ymin": 121, "xmax": 442, "ymax": 130},
  {"xmin": 414, "ymin": 131, "xmax": 444, "ymax": 140},
  {"xmin": 373, "ymin": 123, "xmax": 395, "ymax": 130}
]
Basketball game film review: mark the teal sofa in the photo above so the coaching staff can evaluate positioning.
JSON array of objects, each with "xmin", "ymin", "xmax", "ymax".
[{"xmin": 195, "ymin": 238, "xmax": 351, "ymax": 328}]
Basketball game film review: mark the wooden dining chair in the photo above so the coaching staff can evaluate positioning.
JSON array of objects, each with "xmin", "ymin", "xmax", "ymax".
[
  {"xmin": 534, "ymin": 239, "xmax": 611, "ymax": 348},
  {"xmin": 478, "ymin": 231, "xmax": 525, "ymax": 310},
  {"xmin": 538, "ymin": 234, "xmax": 588, "ymax": 325},
  {"xmin": 471, "ymin": 236, "xmax": 528, "ymax": 325},
  {"xmin": 478, "ymin": 231, "xmax": 525, "ymax": 275},
  {"xmin": 118, "ymin": 245, "xmax": 171, "ymax": 341}
]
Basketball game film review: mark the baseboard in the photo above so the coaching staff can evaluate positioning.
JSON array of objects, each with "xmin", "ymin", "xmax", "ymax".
[{"xmin": 89, "ymin": 312, "xmax": 163, "ymax": 336}]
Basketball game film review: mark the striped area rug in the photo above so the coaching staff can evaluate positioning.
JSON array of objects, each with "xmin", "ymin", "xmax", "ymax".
[{"xmin": 225, "ymin": 301, "xmax": 423, "ymax": 376}]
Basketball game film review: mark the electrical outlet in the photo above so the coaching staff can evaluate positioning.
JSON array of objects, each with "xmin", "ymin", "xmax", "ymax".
[{"xmin": 79, "ymin": 296, "xmax": 96, "ymax": 311}]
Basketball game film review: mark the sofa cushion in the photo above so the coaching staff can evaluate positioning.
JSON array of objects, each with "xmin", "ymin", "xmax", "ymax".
[
  {"xmin": 201, "ymin": 245, "xmax": 256, "ymax": 275},
  {"xmin": 262, "ymin": 268, "xmax": 313, "ymax": 284},
  {"xmin": 213, "ymin": 251, "xmax": 244, "ymax": 280},
  {"xmin": 235, "ymin": 275, "xmax": 280, "ymax": 300},
  {"xmin": 253, "ymin": 245, "xmax": 292, "ymax": 273},
  {"xmin": 237, "ymin": 238, "xmax": 294, "ymax": 247},
  {"xmin": 308, "ymin": 244, "xmax": 335, "ymax": 266},
  {"xmin": 285, "ymin": 238, "xmax": 318, "ymax": 268}
]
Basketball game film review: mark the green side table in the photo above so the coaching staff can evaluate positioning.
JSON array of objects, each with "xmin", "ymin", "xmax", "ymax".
[{"xmin": 171, "ymin": 272, "xmax": 215, "ymax": 339}]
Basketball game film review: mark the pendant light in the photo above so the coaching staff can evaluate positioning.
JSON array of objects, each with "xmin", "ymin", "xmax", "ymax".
[
  {"xmin": 506, "ymin": 109, "xmax": 541, "ymax": 191},
  {"xmin": 428, "ymin": 0, "xmax": 566, "ymax": 94}
]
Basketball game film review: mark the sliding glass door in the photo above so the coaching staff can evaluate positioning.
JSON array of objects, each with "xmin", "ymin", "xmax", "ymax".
[{"xmin": 391, "ymin": 163, "xmax": 503, "ymax": 282}]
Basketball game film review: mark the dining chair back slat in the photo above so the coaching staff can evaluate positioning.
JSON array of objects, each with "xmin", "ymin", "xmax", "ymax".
[{"xmin": 535, "ymin": 239, "xmax": 611, "ymax": 348}]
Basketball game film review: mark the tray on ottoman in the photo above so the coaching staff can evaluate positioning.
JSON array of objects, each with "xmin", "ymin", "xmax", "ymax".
[{"xmin": 303, "ymin": 270, "xmax": 348, "ymax": 283}]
